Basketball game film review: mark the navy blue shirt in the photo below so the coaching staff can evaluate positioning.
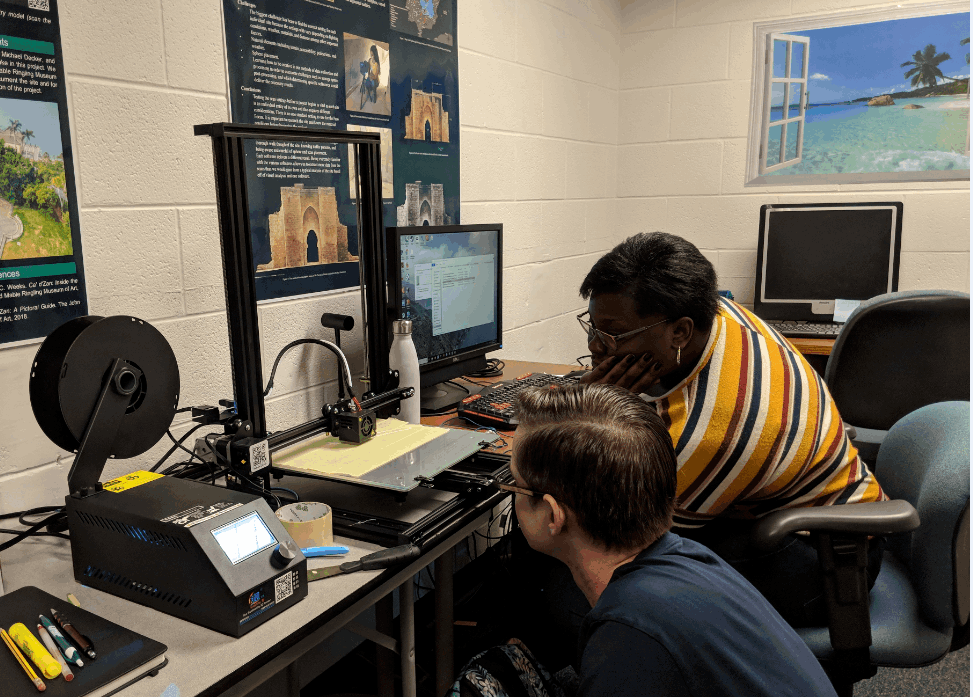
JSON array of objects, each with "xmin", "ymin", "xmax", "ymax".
[{"xmin": 578, "ymin": 533, "xmax": 837, "ymax": 697}]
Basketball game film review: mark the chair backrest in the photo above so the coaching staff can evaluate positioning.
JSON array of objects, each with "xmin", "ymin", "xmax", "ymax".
[
  {"xmin": 875, "ymin": 401, "xmax": 970, "ymax": 632},
  {"xmin": 824, "ymin": 290, "xmax": 970, "ymax": 431}
]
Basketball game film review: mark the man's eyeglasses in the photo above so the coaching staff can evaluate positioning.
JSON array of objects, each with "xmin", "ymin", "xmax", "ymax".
[
  {"xmin": 493, "ymin": 480, "xmax": 545, "ymax": 498},
  {"xmin": 576, "ymin": 312, "xmax": 669, "ymax": 352}
]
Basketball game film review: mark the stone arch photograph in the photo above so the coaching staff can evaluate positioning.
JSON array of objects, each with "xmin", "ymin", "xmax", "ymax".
[{"xmin": 256, "ymin": 183, "xmax": 359, "ymax": 272}]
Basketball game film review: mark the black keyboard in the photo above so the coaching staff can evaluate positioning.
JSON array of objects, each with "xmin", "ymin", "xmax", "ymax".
[
  {"xmin": 457, "ymin": 372, "xmax": 580, "ymax": 430},
  {"xmin": 766, "ymin": 320, "xmax": 843, "ymax": 339}
]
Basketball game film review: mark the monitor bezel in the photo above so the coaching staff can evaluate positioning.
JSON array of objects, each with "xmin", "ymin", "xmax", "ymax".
[
  {"xmin": 387, "ymin": 223, "xmax": 503, "ymax": 381},
  {"xmin": 753, "ymin": 201, "xmax": 903, "ymax": 322}
]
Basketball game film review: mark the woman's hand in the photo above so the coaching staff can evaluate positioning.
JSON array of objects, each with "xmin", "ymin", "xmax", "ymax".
[{"xmin": 579, "ymin": 354, "xmax": 664, "ymax": 394}]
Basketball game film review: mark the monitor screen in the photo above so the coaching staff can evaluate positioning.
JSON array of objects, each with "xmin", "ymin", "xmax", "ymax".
[
  {"xmin": 211, "ymin": 512, "xmax": 278, "ymax": 565},
  {"xmin": 391, "ymin": 225, "xmax": 502, "ymax": 367},
  {"xmin": 758, "ymin": 204, "xmax": 901, "ymax": 306}
]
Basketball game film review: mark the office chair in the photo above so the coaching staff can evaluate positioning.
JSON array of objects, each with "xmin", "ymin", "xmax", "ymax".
[
  {"xmin": 824, "ymin": 289, "xmax": 970, "ymax": 462},
  {"xmin": 751, "ymin": 401, "xmax": 970, "ymax": 696}
]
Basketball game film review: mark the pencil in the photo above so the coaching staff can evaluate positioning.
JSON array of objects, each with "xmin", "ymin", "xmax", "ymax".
[{"xmin": 0, "ymin": 628, "xmax": 46, "ymax": 691}]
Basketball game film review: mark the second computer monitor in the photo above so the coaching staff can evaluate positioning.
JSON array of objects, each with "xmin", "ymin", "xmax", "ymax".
[
  {"xmin": 388, "ymin": 224, "xmax": 503, "ymax": 412},
  {"xmin": 753, "ymin": 202, "xmax": 902, "ymax": 322}
]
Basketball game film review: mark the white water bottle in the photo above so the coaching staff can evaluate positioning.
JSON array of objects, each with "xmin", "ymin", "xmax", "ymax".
[{"xmin": 389, "ymin": 319, "xmax": 421, "ymax": 424}]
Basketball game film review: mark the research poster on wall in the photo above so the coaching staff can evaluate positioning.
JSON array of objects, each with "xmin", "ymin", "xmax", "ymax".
[
  {"xmin": 222, "ymin": 0, "xmax": 461, "ymax": 303},
  {"xmin": 0, "ymin": 0, "xmax": 86, "ymax": 348}
]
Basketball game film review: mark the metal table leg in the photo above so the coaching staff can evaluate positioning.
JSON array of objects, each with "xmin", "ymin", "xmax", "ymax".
[
  {"xmin": 400, "ymin": 576, "xmax": 416, "ymax": 697},
  {"xmin": 376, "ymin": 594, "xmax": 396, "ymax": 697},
  {"xmin": 435, "ymin": 551, "xmax": 455, "ymax": 697}
]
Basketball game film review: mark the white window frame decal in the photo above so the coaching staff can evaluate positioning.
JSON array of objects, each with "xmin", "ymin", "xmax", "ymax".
[
  {"xmin": 760, "ymin": 34, "xmax": 810, "ymax": 175},
  {"xmin": 744, "ymin": 1, "xmax": 971, "ymax": 186}
]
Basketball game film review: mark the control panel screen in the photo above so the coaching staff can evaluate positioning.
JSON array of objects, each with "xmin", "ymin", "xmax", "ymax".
[{"xmin": 212, "ymin": 512, "xmax": 277, "ymax": 565}]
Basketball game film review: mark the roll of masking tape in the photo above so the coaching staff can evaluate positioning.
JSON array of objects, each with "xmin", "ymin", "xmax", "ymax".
[
  {"xmin": 276, "ymin": 502, "xmax": 334, "ymax": 549},
  {"xmin": 10, "ymin": 622, "xmax": 62, "ymax": 679}
]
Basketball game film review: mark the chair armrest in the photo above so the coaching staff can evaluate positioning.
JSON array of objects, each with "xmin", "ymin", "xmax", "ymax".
[
  {"xmin": 750, "ymin": 500, "xmax": 920, "ymax": 551},
  {"xmin": 844, "ymin": 423, "xmax": 857, "ymax": 440}
]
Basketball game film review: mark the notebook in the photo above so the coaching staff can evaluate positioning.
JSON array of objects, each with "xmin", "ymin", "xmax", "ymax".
[{"xmin": 0, "ymin": 586, "xmax": 168, "ymax": 697}]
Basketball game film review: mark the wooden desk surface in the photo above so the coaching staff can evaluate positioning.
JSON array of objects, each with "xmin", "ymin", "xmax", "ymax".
[
  {"xmin": 787, "ymin": 337, "xmax": 835, "ymax": 356},
  {"xmin": 421, "ymin": 359, "xmax": 577, "ymax": 456}
]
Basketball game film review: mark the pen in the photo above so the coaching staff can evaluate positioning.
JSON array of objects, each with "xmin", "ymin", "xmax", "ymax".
[
  {"xmin": 37, "ymin": 624, "xmax": 74, "ymax": 681},
  {"xmin": 39, "ymin": 615, "xmax": 83, "ymax": 667},
  {"xmin": 301, "ymin": 545, "xmax": 350, "ymax": 558},
  {"xmin": 0, "ymin": 627, "xmax": 45, "ymax": 692},
  {"xmin": 51, "ymin": 608, "xmax": 96, "ymax": 660}
]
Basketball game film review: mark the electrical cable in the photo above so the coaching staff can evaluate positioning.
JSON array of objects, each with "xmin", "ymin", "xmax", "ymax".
[
  {"xmin": 263, "ymin": 338, "xmax": 357, "ymax": 402},
  {"xmin": 0, "ymin": 508, "xmax": 69, "ymax": 553},
  {"xmin": 466, "ymin": 358, "xmax": 504, "ymax": 378},
  {"xmin": 444, "ymin": 380, "xmax": 471, "ymax": 396},
  {"xmin": 149, "ymin": 422, "xmax": 208, "ymax": 473},
  {"xmin": 270, "ymin": 487, "xmax": 300, "ymax": 502}
]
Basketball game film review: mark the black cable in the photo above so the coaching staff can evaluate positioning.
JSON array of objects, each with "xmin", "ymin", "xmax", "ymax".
[
  {"xmin": 466, "ymin": 358, "xmax": 504, "ymax": 378},
  {"xmin": 444, "ymin": 380, "xmax": 471, "ymax": 396},
  {"xmin": 149, "ymin": 422, "xmax": 208, "ymax": 472},
  {"xmin": 576, "ymin": 354, "xmax": 592, "ymax": 367},
  {"xmin": 167, "ymin": 428, "xmax": 201, "ymax": 461},
  {"xmin": 0, "ymin": 509, "xmax": 66, "ymax": 553},
  {"xmin": 263, "ymin": 338, "xmax": 357, "ymax": 401}
]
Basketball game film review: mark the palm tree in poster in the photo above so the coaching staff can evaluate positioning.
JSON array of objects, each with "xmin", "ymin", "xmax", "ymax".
[
  {"xmin": 7, "ymin": 119, "xmax": 21, "ymax": 134},
  {"xmin": 22, "ymin": 129, "xmax": 34, "ymax": 144},
  {"xmin": 900, "ymin": 44, "xmax": 960, "ymax": 88},
  {"xmin": 961, "ymin": 37, "xmax": 969, "ymax": 65}
]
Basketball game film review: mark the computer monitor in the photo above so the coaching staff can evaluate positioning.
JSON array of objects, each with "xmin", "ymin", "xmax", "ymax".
[
  {"xmin": 387, "ymin": 224, "xmax": 503, "ymax": 412},
  {"xmin": 753, "ymin": 202, "xmax": 902, "ymax": 322}
]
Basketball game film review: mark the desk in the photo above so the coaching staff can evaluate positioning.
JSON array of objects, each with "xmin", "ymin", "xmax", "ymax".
[
  {"xmin": 422, "ymin": 359, "xmax": 577, "ymax": 456},
  {"xmin": 1, "ymin": 479, "xmax": 509, "ymax": 697},
  {"xmin": 786, "ymin": 338, "xmax": 835, "ymax": 376}
]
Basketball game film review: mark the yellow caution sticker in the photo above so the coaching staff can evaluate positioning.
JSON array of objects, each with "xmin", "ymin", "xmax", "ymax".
[{"xmin": 103, "ymin": 470, "xmax": 164, "ymax": 493}]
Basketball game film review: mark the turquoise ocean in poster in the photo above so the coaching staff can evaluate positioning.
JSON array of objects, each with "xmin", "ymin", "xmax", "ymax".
[{"xmin": 768, "ymin": 95, "xmax": 970, "ymax": 174}]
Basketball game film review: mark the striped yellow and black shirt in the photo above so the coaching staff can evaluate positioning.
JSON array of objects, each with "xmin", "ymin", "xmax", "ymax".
[{"xmin": 645, "ymin": 298, "xmax": 886, "ymax": 529}]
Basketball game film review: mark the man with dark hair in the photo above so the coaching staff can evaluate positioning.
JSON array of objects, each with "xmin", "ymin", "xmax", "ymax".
[
  {"xmin": 508, "ymin": 383, "xmax": 837, "ymax": 697},
  {"xmin": 572, "ymin": 231, "xmax": 885, "ymax": 627}
]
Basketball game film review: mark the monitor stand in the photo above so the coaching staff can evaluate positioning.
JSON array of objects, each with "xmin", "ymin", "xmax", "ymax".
[{"xmin": 420, "ymin": 380, "xmax": 485, "ymax": 415}]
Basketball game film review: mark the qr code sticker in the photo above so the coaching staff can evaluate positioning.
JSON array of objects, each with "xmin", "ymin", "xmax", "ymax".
[
  {"xmin": 249, "ymin": 439, "xmax": 270, "ymax": 473},
  {"xmin": 275, "ymin": 571, "xmax": 294, "ymax": 604},
  {"xmin": 28, "ymin": 0, "xmax": 50, "ymax": 10}
]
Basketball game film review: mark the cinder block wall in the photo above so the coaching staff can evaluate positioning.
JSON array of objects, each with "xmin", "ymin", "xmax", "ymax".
[
  {"xmin": 0, "ymin": 0, "xmax": 968, "ymax": 510},
  {"xmin": 618, "ymin": 0, "xmax": 970, "ymax": 303},
  {"xmin": 0, "ymin": 0, "xmax": 622, "ymax": 510}
]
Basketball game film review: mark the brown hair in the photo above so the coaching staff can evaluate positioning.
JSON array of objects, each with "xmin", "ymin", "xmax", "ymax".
[{"xmin": 514, "ymin": 383, "xmax": 676, "ymax": 551}]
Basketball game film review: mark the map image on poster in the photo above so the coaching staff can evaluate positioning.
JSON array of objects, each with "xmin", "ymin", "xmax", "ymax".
[
  {"xmin": 390, "ymin": 0, "xmax": 454, "ymax": 46},
  {"xmin": 0, "ymin": 0, "xmax": 88, "ymax": 348},
  {"xmin": 223, "ymin": 0, "xmax": 460, "ymax": 302}
]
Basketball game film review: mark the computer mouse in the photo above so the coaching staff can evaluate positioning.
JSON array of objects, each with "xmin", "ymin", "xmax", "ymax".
[{"xmin": 563, "ymin": 369, "xmax": 589, "ymax": 380}]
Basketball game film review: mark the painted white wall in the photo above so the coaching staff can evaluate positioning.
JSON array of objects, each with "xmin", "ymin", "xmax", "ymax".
[
  {"xmin": 618, "ymin": 0, "xmax": 971, "ymax": 304},
  {"xmin": 1, "ymin": 0, "xmax": 969, "ymax": 510},
  {"xmin": 0, "ymin": 0, "xmax": 622, "ymax": 510}
]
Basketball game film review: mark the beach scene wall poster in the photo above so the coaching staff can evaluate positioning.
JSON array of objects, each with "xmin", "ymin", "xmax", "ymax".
[{"xmin": 747, "ymin": 6, "xmax": 970, "ymax": 185}]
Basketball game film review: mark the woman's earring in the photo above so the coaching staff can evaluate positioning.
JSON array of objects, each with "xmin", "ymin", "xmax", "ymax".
[{"xmin": 676, "ymin": 346, "xmax": 681, "ymax": 366}]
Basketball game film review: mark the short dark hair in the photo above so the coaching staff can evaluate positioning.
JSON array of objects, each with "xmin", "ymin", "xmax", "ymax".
[
  {"xmin": 580, "ymin": 232, "xmax": 720, "ymax": 332},
  {"xmin": 514, "ymin": 383, "xmax": 676, "ymax": 551}
]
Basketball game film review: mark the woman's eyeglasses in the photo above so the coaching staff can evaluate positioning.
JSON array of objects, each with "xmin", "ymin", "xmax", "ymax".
[{"xmin": 576, "ymin": 312, "xmax": 669, "ymax": 352}]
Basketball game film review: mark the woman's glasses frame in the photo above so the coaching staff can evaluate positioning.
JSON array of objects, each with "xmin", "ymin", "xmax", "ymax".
[{"xmin": 576, "ymin": 311, "xmax": 669, "ymax": 352}]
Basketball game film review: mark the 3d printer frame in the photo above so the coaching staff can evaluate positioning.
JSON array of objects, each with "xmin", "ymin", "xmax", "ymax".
[
  {"xmin": 193, "ymin": 123, "xmax": 392, "ymax": 448},
  {"xmin": 195, "ymin": 124, "xmax": 511, "ymax": 548}
]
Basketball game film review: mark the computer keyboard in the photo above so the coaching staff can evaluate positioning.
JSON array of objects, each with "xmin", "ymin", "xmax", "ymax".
[
  {"xmin": 766, "ymin": 320, "xmax": 843, "ymax": 339},
  {"xmin": 457, "ymin": 372, "xmax": 580, "ymax": 430}
]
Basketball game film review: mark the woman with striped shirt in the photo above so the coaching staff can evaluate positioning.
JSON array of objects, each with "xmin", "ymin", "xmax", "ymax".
[{"xmin": 576, "ymin": 231, "xmax": 886, "ymax": 627}]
